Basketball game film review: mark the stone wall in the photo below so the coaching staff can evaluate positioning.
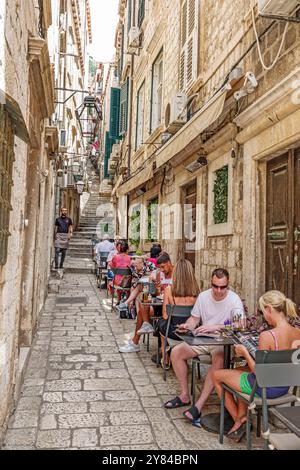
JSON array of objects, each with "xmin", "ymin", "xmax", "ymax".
[{"xmin": 0, "ymin": 0, "xmax": 56, "ymax": 441}]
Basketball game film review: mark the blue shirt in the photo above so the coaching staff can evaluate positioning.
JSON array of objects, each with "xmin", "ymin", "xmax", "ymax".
[{"xmin": 55, "ymin": 217, "xmax": 73, "ymax": 234}]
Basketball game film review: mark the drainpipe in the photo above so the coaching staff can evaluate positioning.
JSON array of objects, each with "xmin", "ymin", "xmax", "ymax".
[
  {"xmin": 127, "ymin": 54, "xmax": 134, "ymax": 178},
  {"xmin": 127, "ymin": 0, "xmax": 136, "ymax": 178}
]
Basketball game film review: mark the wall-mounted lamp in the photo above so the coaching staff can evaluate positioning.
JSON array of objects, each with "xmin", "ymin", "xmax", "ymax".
[
  {"xmin": 136, "ymin": 187, "xmax": 146, "ymax": 196},
  {"xmin": 76, "ymin": 180, "xmax": 85, "ymax": 194},
  {"xmin": 184, "ymin": 153, "xmax": 208, "ymax": 173}
]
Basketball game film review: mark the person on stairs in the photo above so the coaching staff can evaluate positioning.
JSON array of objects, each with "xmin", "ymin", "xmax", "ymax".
[{"xmin": 53, "ymin": 207, "xmax": 73, "ymax": 269}]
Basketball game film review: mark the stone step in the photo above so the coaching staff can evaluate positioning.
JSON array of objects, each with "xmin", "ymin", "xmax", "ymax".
[
  {"xmin": 77, "ymin": 225, "xmax": 98, "ymax": 230},
  {"xmin": 72, "ymin": 234, "xmax": 96, "ymax": 239}
]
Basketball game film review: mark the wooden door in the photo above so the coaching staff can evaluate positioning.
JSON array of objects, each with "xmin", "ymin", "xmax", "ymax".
[
  {"xmin": 266, "ymin": 150, "xmax": 300, "ymax": 313},
  {"xmin": 293, "ymin": 150, "xmax": 300, "ymax": 309},
  {"xmin": 183, "ymin": 181, "xmax": 197, "ymax": 268}
]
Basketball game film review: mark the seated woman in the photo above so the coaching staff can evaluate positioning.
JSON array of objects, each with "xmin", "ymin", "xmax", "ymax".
[
  {"xmin": 158, "ymin": 259, "xmax": 200, "ymax": 369},
  {"xmin": 146, "ymin": 244, "xmax": 162, "ymax": 267},
  {"xmin": 120, "ymin": 257, "xmax": 155, "ymax": 317},
  {"xmin": 109, "ymin": 241, "xmax": 132, "ymax": 302},
  {"xmin": 213, "ymin": 290, "xmax": 300, "ymax": 441}
]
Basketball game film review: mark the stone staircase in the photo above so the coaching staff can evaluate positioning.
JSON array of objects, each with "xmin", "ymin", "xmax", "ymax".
[{"xmin": 63, "ymin": 171, "xmax": 112, "ymax": 273}]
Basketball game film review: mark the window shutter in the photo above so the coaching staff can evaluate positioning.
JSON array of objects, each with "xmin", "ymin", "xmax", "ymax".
[
  {"xmin": 109, "ymin": 87, "xmax": 120, "ymax": 140},
  {"xmin": 138, "ymin": 0, "xmax": 145, "ymax": 27},
  {"xmin": 180, "ymin": 0, "xmax": 199, "ymax": 91},
  {"xmin": 127, "ymin": 0, "xmax": 132, "ymax": 33},
  {"xmin": 0, "ymin": 106, "xmax": 14, "ymax": 266},
  {"xmin": 120, "ymin": 78, "xmax": 129, "ymax": 135},
  {"xmin": 104, "ymin": 132, "xmax": 115, "ymax": 178},
  {"xmin": 136, "ymin": 82, "xmax": 145, "ymax": 149}
]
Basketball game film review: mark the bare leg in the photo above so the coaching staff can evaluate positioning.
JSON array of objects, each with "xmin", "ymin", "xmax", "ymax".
[
  {"xmin": 132, "ymin": 304, "xmax": 151, "ymax": 344},
  {"xmin": 185, "ymin": 349, "xmax": 224, "ymax": 420},
  {"xmin": 213, "ymin": 367, "xmax": 249, "ymax": 433},
  {"xmin": 171, "ymin": 342, "xmax": 198, "ymax": 403}
]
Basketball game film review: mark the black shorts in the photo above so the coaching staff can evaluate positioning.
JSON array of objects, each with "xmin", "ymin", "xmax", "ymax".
[{"xmin": 158, "ymin": 317, "xmax": 189, "ymax": 340}]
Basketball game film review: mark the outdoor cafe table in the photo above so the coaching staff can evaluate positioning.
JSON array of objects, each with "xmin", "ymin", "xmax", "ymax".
[
  {"xmin": 270, "ymin": 406, "xmax": 300, "ymax": 438},
  {"xmin": 176, "ymin": 332, "xmax": 235, "ymax": 434}
]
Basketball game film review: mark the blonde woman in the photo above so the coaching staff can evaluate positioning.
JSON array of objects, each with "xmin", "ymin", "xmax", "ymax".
[
  {"xmin": 213, "ymin": 290, "xmax": 300, "ymax": 441},
  {"xmin": 158, "ymin": 259, "xmax": 200, "ymax": 369}
]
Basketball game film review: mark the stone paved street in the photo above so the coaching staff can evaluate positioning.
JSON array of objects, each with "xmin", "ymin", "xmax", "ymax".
[{"xmin": 2, "ymin": 273, "xmax": 262, "ymax": 450}]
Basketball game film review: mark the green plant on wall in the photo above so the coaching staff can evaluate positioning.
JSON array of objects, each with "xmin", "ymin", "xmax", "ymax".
[
  {"xmin": 147, "ymin": 197, "xmax": 158, "ymax": 242},
  {"xmin": 129, "ymin": 207, "xmax": 141, "ymax": 247},
  {"xmin": 213, "ymin": 165, "xmax": 228, "ymax": 225}
]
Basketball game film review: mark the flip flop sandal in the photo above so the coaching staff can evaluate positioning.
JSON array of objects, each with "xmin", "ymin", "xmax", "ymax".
[
  {"xmin": 164, "ymin": 396, "xmax": 191, "ymax": 409},
  {"xmin": 183, "ymin": 406, "xmax": 202, "ymax": 428}
]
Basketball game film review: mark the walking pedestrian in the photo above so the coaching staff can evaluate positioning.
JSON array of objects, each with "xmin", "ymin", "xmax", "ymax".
[{"xmin": 54, "ymin": 207, "xmax": 73, "ymax": 269}]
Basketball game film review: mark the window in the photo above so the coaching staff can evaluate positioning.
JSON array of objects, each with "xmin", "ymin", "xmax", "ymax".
[
  {"xmin": 0, "ymin": 106, "xmax": 14, "ymax": 266},
  {"xmin": 138, "ymin": 0, "xmax": 145, "ymax": 27},
  {"xmin": 127, "ymin": 0, "xmax": 132, "ymax": 33},
  {"xmin": 207, "ymin": 153, "xmax": 233, "ymax": 237},
  {"xmin": 147, "ymin": 197, "xmax": 159, "ymax": 242},
  {"xmin": 179, "ymin": 0, "xmax": 199, "ymax": 91},
  {"xmin": 109, "ymin": 87, "xmax": 121, "ymax": 140},
  {"xmin": 213, "ymin": 165, "xmax": 228, "ymax": 225},
  {"xmin": 135, "ymin": 82, "xmax": 145, "ymax": 150},
  {"xmin": 150, "ymin": 50, "xmax": 163, "ymax": 133},
  {"xmin": 120, "ymin": 78, "xmax": 129, "ymax": 135},
  {"xmin": 129, "ymin": 204, "xmax": 141, "ymax": 248}
]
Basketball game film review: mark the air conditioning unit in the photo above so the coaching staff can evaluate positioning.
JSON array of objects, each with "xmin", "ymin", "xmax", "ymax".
[
  {"xmin": 164, "ymin": 93, "xmax": 187, "ymax": 134},
  {"xmin": 111, "ymin": 143, "xmax": 121, "ymax": 161},
  {"xmin": 258, "ymin": 0, "xmax": 300, "ymax": 16},
  {"xmin": 128, "ymin": 27, "xmax": 140, "ymax": 48}
]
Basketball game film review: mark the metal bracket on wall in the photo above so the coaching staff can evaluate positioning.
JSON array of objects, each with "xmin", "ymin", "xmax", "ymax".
[{"xmin": 55, "ymin": 88, "xmax": 89, "ymax": 105}]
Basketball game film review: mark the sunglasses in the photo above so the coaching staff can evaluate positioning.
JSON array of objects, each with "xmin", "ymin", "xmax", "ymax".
[{"xmin": 211, "ymin": 283, "xmax": 228, "ymax": 290}]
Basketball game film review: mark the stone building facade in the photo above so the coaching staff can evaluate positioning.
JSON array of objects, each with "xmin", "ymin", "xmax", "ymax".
[
  {"xmin": 108, "ymin": 0, "xmax": 300, "ymax": 313},
  {"xmin": 48, "ymin": 0, "xmax": 92, "ymax": 227},
  {"xmin": 0, "ymin": 0, "xmax": 57, "ymax": 442}
]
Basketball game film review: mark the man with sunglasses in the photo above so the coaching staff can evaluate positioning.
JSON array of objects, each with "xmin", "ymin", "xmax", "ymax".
[{"xmin": 164, "ymin": 268, "xmax": 244, "ymax": 427}]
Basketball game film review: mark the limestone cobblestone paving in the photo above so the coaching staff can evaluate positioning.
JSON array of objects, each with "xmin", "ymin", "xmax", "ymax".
[{"xmin": 2, "ymin": 273, "xmax": 263, "ymax": 450}]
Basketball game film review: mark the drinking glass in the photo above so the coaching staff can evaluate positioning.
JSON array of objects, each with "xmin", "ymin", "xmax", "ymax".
[{"xmin": 230, "ymin": 308, "xmax": 246, "ymax": 331}]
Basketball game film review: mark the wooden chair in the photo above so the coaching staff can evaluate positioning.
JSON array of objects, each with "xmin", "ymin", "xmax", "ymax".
[{"xmin": 219, "ymin": 349, "xmax": 300, "ymax": 450}]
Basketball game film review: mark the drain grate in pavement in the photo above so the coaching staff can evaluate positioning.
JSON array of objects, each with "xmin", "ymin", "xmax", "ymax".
[{"xmin": 56, "ymin": 297, "xmax": 87, "ymax": 304}]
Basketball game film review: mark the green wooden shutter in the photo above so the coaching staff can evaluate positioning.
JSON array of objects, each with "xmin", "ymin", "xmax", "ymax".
[
  {"xmin": 127, "ymin": 0, "xmax": 132, "ymax": 33},
  {"xmin": 120, "ymin": 79, "xmax": 129, "ymax": 136},
  {"xmin": 104, "ymin": 132, "xmax": 115, "ymax": 178},
  {"xmin": 138, "ymin": 0, "xmax": 145, "ymax": 27},
  {"xmin": 109, "ymin": 87, "xmax": 120, "ymax": 140}
]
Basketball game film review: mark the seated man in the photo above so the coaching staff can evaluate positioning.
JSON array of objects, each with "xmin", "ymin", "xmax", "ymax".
[
  {"xmin": 94, "ymin": 234, "xmax": 115, "ymax": 261},
  {"xmin": 119, "ymin": 252, "xmax": 173, "ymax": 353},
  {"xmin": 164, "ymin": 268, "xmax": 244, "ymax": 428}
]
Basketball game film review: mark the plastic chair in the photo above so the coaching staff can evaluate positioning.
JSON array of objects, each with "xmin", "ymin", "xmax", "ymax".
[
  {"xmin": 110, "ymin": 268, "xmax": 132, "ymax": 312},
  {"xmin": 219, "ymin": 348, "xmax": 300, "ymax": 450}
]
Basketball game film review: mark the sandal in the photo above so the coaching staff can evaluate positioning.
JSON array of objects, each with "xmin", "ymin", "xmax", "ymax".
[
  {"xmin": 183, "ymin": 406, "xmax": 201, "ymax": 428},
  {"xmin": 164, "ymin": 396, "xmax": 191, "ymax": 409},
  {"xmin": 227, "ymin": 422, "xmax": 247, "ymax": 442}
]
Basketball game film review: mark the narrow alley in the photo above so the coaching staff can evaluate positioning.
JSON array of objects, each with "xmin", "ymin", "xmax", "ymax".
[
  {"xmin": 3, "ymin": 273, "xmax": 251, "ymax": 451},
  {"xmin": 1, "ymin": 0, "xmax": 300, "ymax": 456}
]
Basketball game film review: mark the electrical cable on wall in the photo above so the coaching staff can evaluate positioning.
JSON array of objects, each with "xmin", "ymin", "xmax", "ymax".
[{"xmin": 252, "ymin": 8, "xmax": 289, "ymax": 71}]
